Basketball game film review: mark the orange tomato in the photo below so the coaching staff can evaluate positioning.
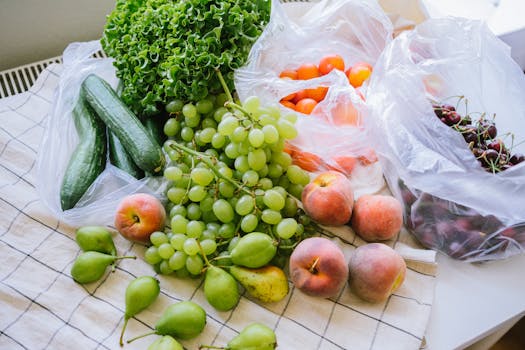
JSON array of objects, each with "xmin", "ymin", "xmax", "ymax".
[
  {"xmin": 295, "ymin": 98, "xmax": 318, "ymax": 115},
  {"xmin": 318, "ymin": 54, "xmax": 345, "ymax": 75},
  {"xmin": 291, "ymin": 149, "xmax": 324, "ymax": 172},
  {"xmin": 347, "ymin": 62, "xmax": 373, "ymax": 88},
  {"xmin": 297, "ymin": 63, "xmax": 320, "ymax": 80},
  {"xmin": 281, "ymin": 92, "xmax": 297, "ymax": 102},
  {"xmin": 331, "ymin": 98, "xmax": 360, "ymax": 126},
  {"xmin": 292, "ymin": 89, "xmax": 309, "ymax": 104},
  {"xmin": 280, "ymin": 100, "xmax": 296, "ymax": 110},
  {"xmin": 326, "ymin": 155, "xmax": 357, "ymax": 174},
  {"xmin": 280, "ymin": 69, "xmax": 298, "ymax": 80},
  {"xmin": 305, "ymin": 86, "xmax": 329, "ymax": 102},
  {"xmin": 358, "ymin": 149, "xmax": 378, "ymax": 165}
]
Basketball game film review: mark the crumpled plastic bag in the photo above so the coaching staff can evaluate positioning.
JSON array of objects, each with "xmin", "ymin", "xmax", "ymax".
[
  {"xmin": 235, "ymin": 0, "xmax": 394, "ymax": 195},
  {"xmin": 35, "ymin": 40, "xmax": 167, "ymax": 227},
  {"xmin": 366, "ymin": 17, "xmax": 525, "ymax": 261}
]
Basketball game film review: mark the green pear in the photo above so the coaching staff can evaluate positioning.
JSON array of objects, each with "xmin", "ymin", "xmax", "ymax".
[
  {"xmin": 204, "ymin": 265, "xmax": 239, "ymax": 311},
  {"xmin": 147, "ymin": 335, "xmax": 183, "ymax": 350},
  {"xmin": 120, "ymin": 276, "xmax": 160, "ymax": 346},
  {"xmin": 229, "ymin": 265, "xmax": 288, "ymax": 303},
  {"xmin": 70, "ymin": 251, "xmax": 135, "ymax": 284},
  {"xmin": 75, "ymin": 226, "xmax": 117, "ymax": 256},
  {"xmin": 227, "ymin": 323, "xmax": 277, "ymax": 350},
  {"xmin": 230, "ymin": 232, "xmax": 277, "ymax": 268}
]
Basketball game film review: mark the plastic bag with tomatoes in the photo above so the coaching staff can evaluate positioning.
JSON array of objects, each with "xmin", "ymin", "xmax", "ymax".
[
  {"xmin": 235, "ymin": 0, "xmax": 394, "ymax": 194},
  {"xmin": 365, "ymin": 18, "xmax": 525, "ymax": 262}
]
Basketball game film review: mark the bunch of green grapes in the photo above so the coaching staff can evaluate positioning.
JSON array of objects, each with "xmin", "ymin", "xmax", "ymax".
[{"xmin": 144, "ymin": 93, "xmax": 314, "ymax": 277}]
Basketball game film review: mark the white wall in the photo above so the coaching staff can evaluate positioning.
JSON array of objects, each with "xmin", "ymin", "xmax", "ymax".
[{"xmin": 0, "ymin": 0, "xmax": 115, "ymax": 71}]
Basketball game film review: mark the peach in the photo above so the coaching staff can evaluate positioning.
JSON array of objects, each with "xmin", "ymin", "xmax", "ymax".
[
  {"xmin": 351, "ymin": 194, "xmax": 403, "ymax": 241},
  {"xmin": 114, "ymin": 193, "xmax": 166, "ymax": 244},
  {"xmin": 348, "ymin": 243, "xmax": 406, "ymax": 303},
  {"xmin": 289, "ymin": 237, "xmax": 349, "ymax": 298},
  {"xmin": 301, "ymin": 171, "xmax": 354, "ymax": 226}
]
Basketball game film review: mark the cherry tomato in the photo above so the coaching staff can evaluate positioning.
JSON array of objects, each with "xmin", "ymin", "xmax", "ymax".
[
  {"xmin": 280, "ymin": 100, "xmax": 296, "ymax": 110},
  {"xmin": 347, "ymin": 62, "xmax": 373, "ymax": 88},
  {"xmin": 280, "ymin": 69, "xmax": 298, "ymax": 80},
  {"xmin": 297, "ymin": 63, "xmax": 320, "ymax": 80},
  {"xmin": 319, "ymin": 54, "xmax": 345, "ymax": 75},
  {"xmin": 295, "ymin": 98, "xmax": 318, "ymax": 115},
  {"xmin": 292, "ymin": 89, "xmax": 309, "ymax": 104},
  {"xmin": 305, "ymin": 86, "xmax": 328, "ymax": 102}
]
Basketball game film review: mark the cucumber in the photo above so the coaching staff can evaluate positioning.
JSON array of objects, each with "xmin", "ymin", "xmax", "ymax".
[
  {"xmin": 60, "ymin": 97, "xmax": 107, "ymax": 210},
  {"xmin": 80, "ymin": 74, "xmax": 165, "ymax": 174},
  {"xmin": 108, "ymin": 129, "xmax": 144, "ymax": 179}
]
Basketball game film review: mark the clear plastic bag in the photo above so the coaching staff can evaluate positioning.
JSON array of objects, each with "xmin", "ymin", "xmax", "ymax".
[
  {"xmin": 366, "ymin": 17, "xmax": 525, "ymax": 262},
  {"xmin": 35, "ymin": 40, "xmax": 167, "ymax": 227},
  {"xmin": 235, "ymin": 0, "xmax": 393, "ymax": 195}
]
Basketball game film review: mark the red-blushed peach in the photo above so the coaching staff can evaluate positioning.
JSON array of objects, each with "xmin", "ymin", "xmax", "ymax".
[
  {"xmin": 348, "ymin": 243, "xmax": 406, "ymax": 303},
  {"xmin": 301, "ymin": 171, "xmax": 354, "ymax": 226},
  {"xmin": 114, "ymin": 193, "xmax": 166, "ymax": 244},
  {"xmin": 351, "ymin": 194, "xmax": 403, "ymax": 241},
  {"xmin": 289, "ymin": 237, "xmax": 349, "ymax": 298}
]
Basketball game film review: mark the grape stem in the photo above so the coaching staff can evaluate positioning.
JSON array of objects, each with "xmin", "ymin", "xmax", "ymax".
[
  {"xmin": 215, "ymin": 68, "xmax": 234, "ymax": 104},
  {"xmin": 167, "ymin": 141, "xmax": 252, "ymax": 196}
]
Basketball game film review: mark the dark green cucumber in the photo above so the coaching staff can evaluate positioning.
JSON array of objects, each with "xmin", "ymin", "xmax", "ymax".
[
  {"xmin": 80, "ymin": 74, "xmax": 165, "ymax": 174},
  {"xmin": 143, "ymin": 116, "xmax": 166, "ymax": 147},
  {"xmin": 60, "ymin": 97, "xmax": 107, "ymax": 210},
  {"xmin": 108, "ymin": 129, "xmax": 144, "ymax": 179}
]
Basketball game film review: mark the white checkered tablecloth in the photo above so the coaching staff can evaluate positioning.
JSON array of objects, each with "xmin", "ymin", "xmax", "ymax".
[{"xmin": 0, "ymin": 63, "xmax": 437, "ymax": 350}]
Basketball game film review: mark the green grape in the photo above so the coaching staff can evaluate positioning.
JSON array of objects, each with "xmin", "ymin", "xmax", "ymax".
[
  {"xmin": 275, "ymin": 218, "xmax": 298, "ymax": 239},
  {"xmin": 267, "ymin": 163, "xmax": 283, "ymax": 178},
  {"xmin": 218, "ymin": 115, "xmax": 239, "ymax": 136},
  {"xmin": 277, "ymin": 176, "xmax": 290, "ymax": 189},
  {"xmin": 158, "ymin": 242, "xmax": 175, "ymax": 259},
  {"xmin": 218, "ymin": 222, "xmax": 236, "ymax": 239},
  {"xmin": 288, "ymin": 183, "xmax": 304, "ymax": 199},
  {"xmin": 194, "ymin": 131, "xmax": 205, "ymax": 146},
  {"xmin": 188, "ymin": 185, "xmax": 207, "ymax": 202},
  {"xmin": 201, "ymin": 117, "xmax": 217, "ymax": 129},
  {"xmin": 168, "ymin": 251, "xmax": 187, "ymax": 270},
  {"xmin": 272, "ymin": 186, "xmax": 288, "ymax": 200},
  {"xmin": 240, "ymin": 214, "xmax": 258, "ymax": 233},
  {"xmin": 218, "ymin": 165, "xmax": 233, "ymax": 179},
  {"xmin": 287, "ymin": 165, "xmax": 310, "ymax": 185},
  {"xmin": 235, "ymin": 194, "xmax": 255, "ymax": 216},
  {"xmin": 243, "ymin": 95, "xmax": 260, "ymax": 114},
  {"xmin": 213, "ymin": 106, "xmax": 229, "ymax": 122},
  {"xmin": 204, "ymin": 148, "xmax": 219, "ymax": 159},
  {"xmin": 215, "ymin": 93, "xmax": 229, "ymax": 108},
  {"xmin": 248, "ymin": 128, "xmax": 265, "ymax": 148},
  {"xmin": 224, "ymin": 143, "xmax": 240, "ymax": 159},
  {"xmin": 183, "ymin": 237, "xmax": 200, "ymax": 256},
  {"xmin": 167, "ymin": 149, "xmax": 181, "ymax": 162},
  {"xmin": 248, "ymin": 149, "xmax": 267, "ymax": 171},
  {"xmin": 181, "ymin": 126, "xmax": 194, "ymax": 142},
  {"xmin": 282, "ymin": 112, "xmax": 298, "ymax": 124},
  {"xmin": 237, "ymin": 140, "xmax": 251, "ymax": 155},
  {"xmin": 213, "ymin": 199, "xmax": 234, "ymax": 223},
  {"xmin": 231, "ymin": 126, "xmax": 248, "ymax": 143},
  {"xmin": 263, "ymin": 189, "xmax": 285, "ymax": 211},
  {"xmin": 202, "ymin": 210, "xmax": 218, "ymax": 223},
  {"xmin": 201, "ymin": 229, "xmax": 216, "ymax": 241},
  {"xmin": 242, "ymin": 170, "xmax": 259, "ymax": 187},
  {"xmin": 228, "ymin": 196, "xmax": 239, "ymax": 210},
  {"xmin": 186, "ymin": 220, "xmax": 204, "ymax": 239},
  {"xmin": 164, "ymin": 118, "xmax": 181, "ymax": 137},
  {"xmin": 186, "ymin": 203, "xmax": 202, "ymax": 220},
  {"xmin": 178, "ymin": 162, "xmax": 191, "ymax": 174},
  {"xmin": 159, "ymin": 260, "xmax": 174, "ymax": 275},
  {"xmin": 200, "ymin": 239, "xmax": 217, "ymax": 255},
  {"xmin": 211, "ymin": 133, "xmax": 226, "ymax": 148},
  {"xmin": 296, "ymin": 223, "xmax": 305, "ymax": 236},
  {"xmin": 170, "ymin": 233, "xmax": 187, "ymax": 250},
  {"xmin": 199, "ymin": 196, "xmax": 215, "ymax": 213},
  {"xmin": 164, "ymin": 166, "xmax": 183, "ymax": 182},
  {"xmin": 144, "ymin": 246, "xmax": 162, "ymax": 265},
  {"xmin": 165, "ymin": 99, "xmax": 184, "ymax": 113},
  {"xmin": 196, "ymin": 98, "xmax": 214, "ymax": 114},
  {"xmin": 259, "ymin": 114, "xmax": 276, "ymax": 126},
  {"xmin": 167, "ymin": 187, "xmax": 187, "ymax": 204},
  {"xmin": 185, "ymin": 113, "xmax": 201, "ymax": 128},
  {"xmin": 218, "ymin": 181, "xmax": 235, "ymax": 198},
  {"xmin": 197, "ymin": 127, "xmax": 215, "ymax": 144},
  {"xmin": 269, "ymin": 138, "xmax": 286, "ymax": 152},
  {"xmin": 262, "ymin": 124, "xmax": 279, "ymax": 144},
  {"xmin": 171, "ymin": 214, "xmax": 188, "ymax": 234},
  {"xmin": 175, "ymin": 266, "xmax": 190, "ymax": 279},
  {"xmin": 272, "ymin": 151, "xmax": 292, "ymax": 168},
  {"xmin": 206, "ymin": 222, "xmax": 221, "ymax": 234},
  {"xmin": 234, "ymin": 155, "xmax": 250, "ymax": 173},
  {"xmin": 261, "ymin": 209, "xmax": 282, "ymax": 225},
  {"xmin": 257, "ymin": 164, "xmax": 269, "ymax": 178},
  {"xmin": 170, "ymin": 204, "xmax": 187, "ymax": 218},
  {"xmin": 190, "ymin": 168, "xmax": 214, "ymax": 186},
  {"xmin": 166, "ymin": 232, "xmax": 174, "ymax": 241},
  {"xmin": 228, "ymin": 236, "xmax": 241, "ymax": 253},
  {"xmin": 182, "ymin": 103, "xmax": 198, "ymax": 119},
  {"xmin": 258, "ymin": 178, "xmax": 273, "ymax": 190},
  {"xmin": 150, "ymin": 231, "xmax": 169, "ymax": 246},
  {"xmin": 186, "ymin": 255, "xmax": 204, "ymax": 275},
  {"xmin": 283, "ymin": 197, "xmax": 299, "ymax": 217},
  {"xmin": 277, "ymin": 119, "xmax": 298, "ymax": 139}
]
